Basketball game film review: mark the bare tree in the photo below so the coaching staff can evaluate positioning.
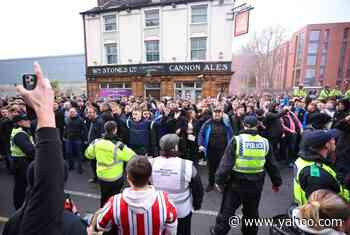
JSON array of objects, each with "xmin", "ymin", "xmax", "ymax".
[{"xmin": 242, "ymin": 25, "xmax": 288, "ymax": 91}]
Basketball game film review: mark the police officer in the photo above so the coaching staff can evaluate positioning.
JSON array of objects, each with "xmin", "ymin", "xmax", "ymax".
[
  {"xmin": 293, "ymin": 83, "xmax": 307, "ymax": 98},
  {"xmin": 10, "ymin": 113, "xmax": 35, "ymax": 209},
  {"xmin": 293, "ymin": 129, "xmax": 350, "ymax": 206},
  {"xmin": 85, "ymin": 120, "xmax": 136, "ymax": 207},
  {"xmin": 210, "ymin": 116, "xmax": 282, "ymax": 235},
  {"xmin": 149, "ymin": 134, "xmax": 204, "ymax": 235}
]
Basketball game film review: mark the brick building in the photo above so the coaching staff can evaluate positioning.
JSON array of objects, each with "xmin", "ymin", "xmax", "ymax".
[
  {"xmin": 270, "ymin": 22, "xmax": 350, "ymax": 91},
  {"xmin": 81, "ymin": 0, "xmax": 234, "ymax": 101}
]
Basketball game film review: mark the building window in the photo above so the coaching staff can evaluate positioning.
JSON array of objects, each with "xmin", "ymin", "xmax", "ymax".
[
  {"xmin": 338, "ymin": 41, "xmax": 347, "ymax": 80},
  {"xmin": 191, "ymin": 37, "xmax": 207, "ymax": 60},
  {"xmin": 175, "ymin": 81, "xmax": 202, "ymax": 101},
  {"xmin": 145, "ymin": 40, "xmax": 160, "ymax": 62},
  {"xmin": 307, "ymin": 55, "xmax": 317, "ymax": 66},
  {"xmin": 295, "ymin": 32, "xmax": 304, "ymax": 66},
  {"xmin": 324, "ymin": 29, "xmax": 330, "ymax": 42},
  {"xmin": 320, "ymin": 66, "xmax": 325, "ymax": 80},
  {"xmin": 105, "ymin": 44, "xmax": 118, "ymax": 64},
  {"xmin": 102, "ymin": 82, "xmax": 131, "ymax": 89},
  {"xmin": 145, "ymin": 9, "xmax": 159, "ymax": 27},
  {"xmin": 320, "ymin": 54, "xmax": 327, "ymax": 66},
  {"xmin": 304, "ymin": 68, "xmax": 316, "ymax": 86},
  {"xmin": 103, "ymin": 15, "xmax": 117, "ymax": 31},
  {"xmin": 343, "ymin": 28, "xmax": 349, "ymax": 40},
  {"xmin": 309, "ymin": 30, "xmax": 320, "ymax": 41},
  {"xmin": 191, "ymin": 5, "xmax": 208, "ymax": 24},
  {"xmin": 307, "ymin": 42, "xmax": 319, "ymax": 54}
]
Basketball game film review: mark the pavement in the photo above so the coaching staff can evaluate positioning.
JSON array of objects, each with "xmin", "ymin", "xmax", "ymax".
[{"xmin": 0, "ymin": 160, "xmax": 294, "ymax": 234}]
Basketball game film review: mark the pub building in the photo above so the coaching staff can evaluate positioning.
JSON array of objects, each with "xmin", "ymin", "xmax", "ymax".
[{"xmin": 82, "ymin": 0, "xmax": 234, "ymax": 101}]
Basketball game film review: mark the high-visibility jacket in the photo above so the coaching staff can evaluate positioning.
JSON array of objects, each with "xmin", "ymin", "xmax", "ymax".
[
  {"xmin": 233, "ymin": 134, "xmax": 269, "ymax": 174},
  {"xmin": 85, "ymin": 139, "xmax": 135, "ymax": 182},
  {"xmin": 330, "ymin": 89, "xmax": 342, "ymax": 97},
  {"xmin": 344, "ymin": 89, "xmax": 350, "ymax": 99},
  {"xmin": 318, "ymin": 89, "xmax": 332, "ymax": 100},
  {"xmin": 10, "ymin": 127, "xmax": 34, "ymax": 158},
  {"xmin": 293, "ymin": 158, "xmax": 350, "ymax": 206},
  {"xmin": 293, "ymin": 88, "xmax": 307, "ymax": 98}
]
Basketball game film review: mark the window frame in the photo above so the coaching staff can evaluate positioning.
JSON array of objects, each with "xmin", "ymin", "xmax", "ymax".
[
  {"xmin": 105, "ymin": 43, "xmax": 118, "ymax": 65},
  {"xmin": 103, "ymin": 14, "xmax": 117, "ymax": 32},
  {"xmin": 145, "ymin": 40, "xmax": 160, "ymax": 62},
  {"xmin": 190, "ymin": 37, "xmax": 207, "ymax": 61},
  {"xmin": 144, "ymin": 9, "xmax": 160, "ymax": 28},
  {"xmin": 191, "ymin": 4, "xmax": 208, "ymax": 24}
]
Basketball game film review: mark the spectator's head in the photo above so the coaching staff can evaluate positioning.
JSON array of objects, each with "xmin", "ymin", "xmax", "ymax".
[
  {"xmin": 236, "ymin": 105, "xmax": 246, "ymax": 117},
  {"xmin": 309, "ymin": 113, "xmax": 331, "ymax": 129},
  {"xmin": 100, "ymin": 102, "xmax": 110, "ymax": 113},
  {"xmin": 317, "ymin": 101, "xmax": 326, "ymax": 112},
  {"xmin": 185, "ymin": 109, "xmax": 196, "ymax": 120},
  {"xmin": 8, "ymin": 105, "xmax": 20, "ymax": 119},
  {"xmin": 142, "ymin": 110, "xmax": 151, "ymax": 120},
  {"xmin": 300, "ymin": 189, "xmax": 350, "ymax": 232},
  {"xmin": 212, "ymin": 105, "xmax": 224, "ymax": 121},
  {"xmin": 326, "ymin": 100, "xmax": 336, "ymax": 110},
  {"xmin": 0, "ymin": 107, "xmax": 9, "ymax": 118},
  {"xmin": 159, "ymin": 134, "xmax": 180, "ymax": 157},
  {"xmin": 68, "ymin": 107, "xmax": 78, "ymax": 118},
  {"xmin": 337, "ymin": 99, "xmax": 349, "ymax": 112},
  {"xmin": 298, "ymin": 83, "xmax": 304, "ymax": 89},
  {"xmin": 87, "ymin": 106, "xmax": 97, "ymax": 120},
  {"xmin": 307, "ymin": 102, "xmax": 318, "ymax": 113},
  {"xmin": 104, "ymin": 121, "xmax": 118, "ymax": 139},
  {"xmin": 53, "ymin": 102, "xmax": 59, "ymax": 111},
  {"xmin": 243, "ymin": 115, "xmax": 258, "ymax": 130},
  {"xmin": 13, "ymin": 113, "xmax": 31, "ymax": 128},
  {"xmin": 63, "ymin": 101, "xmax": 72, "ymax": 111},
  {"xmin": 110, "ymin": 102, "xmax": 122, "ymax": 115},
  {"xmin": 126, "ymin": 156, "xmax": 152, "ymax": 189},
  {"xmin": 132, "ymin": 109, "xmax": 142, "ymax": 122},
  {"xmin": 302, "ymin": 129, "xmax": 338, "ymax": 157}
]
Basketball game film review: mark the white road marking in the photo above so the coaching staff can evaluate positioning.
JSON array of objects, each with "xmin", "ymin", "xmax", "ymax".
[{"xmin": 65, "ymin": 189, "xmax": 221, "ymax": 217}]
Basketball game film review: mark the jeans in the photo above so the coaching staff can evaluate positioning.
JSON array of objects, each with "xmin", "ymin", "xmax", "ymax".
[{"xmin": 65, "ymin": 140, "xmax": 83, "ymax": 171}]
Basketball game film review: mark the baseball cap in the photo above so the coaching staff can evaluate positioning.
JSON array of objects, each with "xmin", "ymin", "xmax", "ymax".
[
  {"xmin": 243, "ymin": 115, "xmax": 258, "ymax": 128},
  {"xmin": 159, "ymin": 134, "xmax": 180, "ymax": 151},
  {"xmin": 303, "ymin": 129, "xmax": 340, "ymax": 148},
  {"xmin": 12, "ymin": 113, "xmax": 30, "ymax": 122}
]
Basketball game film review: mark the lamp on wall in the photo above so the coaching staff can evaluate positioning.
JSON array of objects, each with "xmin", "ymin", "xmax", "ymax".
[
  {"xmin": 219, "ymin": 52, "xmax": 224, "ymax": 60},
  {"xmin": 171, "ymin": 3, "xmax": 177, "ymax": 8},
  {"xmin": 172, "ymin": 57, "xmax": 176, "ymax": 61},
  {"xmin": 128, "ymin": 59, "xmax": 133, "ymax": 63}
]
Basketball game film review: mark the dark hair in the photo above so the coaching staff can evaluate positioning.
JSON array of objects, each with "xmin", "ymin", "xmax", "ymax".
[
  {"xmin": 104, "ymin": 121, "xmax": 117, "ymax": 139},
  {"xmin": 126, "ymin": 156, "xmax": 152, "ymax": 187}
]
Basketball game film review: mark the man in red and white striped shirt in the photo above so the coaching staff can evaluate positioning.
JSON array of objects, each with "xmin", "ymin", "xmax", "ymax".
[{"xmin": 88, "ymin": 156, "xmax": 177, "ymax": 235}]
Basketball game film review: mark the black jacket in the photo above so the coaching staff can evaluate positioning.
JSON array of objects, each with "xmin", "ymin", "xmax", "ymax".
[
  {"xmin": 264, "ymin": 111, "xmax": 283, "ymax": 139},
  {"xmin": 0, "ymin": 118, "xmax": 12, "ymax": 155},
  {"xmin": 230, "ymin": 114, "xmax": 244, "ymax": 136},
  {"xmin": 85, "ymin": 117, "xmax": 104, "ymax": 144},
  {"xmin": 55, "ymin": 109, "xmax": 65, "ymax": 139},
  {"xmin": 334, "ymin": 119, "xmax": 350, "ymax": 190},
  {"xmin": 297, "ymin": 150, "xmax": 341, "ymax": 198},
  {"xmin": 215, "ymin": 129, "xmax": 282, "ymax": 191},
  {"xmin": 64, "ymin": 116, "xmax": 86, "ymax": 141},
  {"xmin": 189, "ymin": 166, "xmax": 204, "ymax": 210},
  {"xmin": 18, "ymin": 128, "xmax": 65, "ymax": 235}
]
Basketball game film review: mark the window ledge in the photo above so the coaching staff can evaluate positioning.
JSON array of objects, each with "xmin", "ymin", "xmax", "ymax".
[
  {"xmin": 190, "ymin": 22, "xmax": 208, "ymax": 26},
  {"xmin": 103, "ymin": 30, "xmax": 119, "ymax": 33},
  {"xmin": 144, "ymin": 26, "xmax": 160, "ymax": 30}
]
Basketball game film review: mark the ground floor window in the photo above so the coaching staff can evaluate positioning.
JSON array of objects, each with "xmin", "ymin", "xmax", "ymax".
[
  {"xmin": 174, "ymin": 81, "xmax": 202, "ymax": 101},
  {"xmin": 144, "ymin": 83, "xmax": 161, "ymax": 99}
]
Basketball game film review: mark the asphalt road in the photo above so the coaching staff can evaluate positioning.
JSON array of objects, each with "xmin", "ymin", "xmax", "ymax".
[{"xmin": 0, "ymin": 160, "xmax": 294, "ymax": 234}]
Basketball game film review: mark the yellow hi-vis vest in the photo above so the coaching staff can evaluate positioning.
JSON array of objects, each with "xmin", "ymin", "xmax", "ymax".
[
  {"xmin": 293, "ymin": 88, "xmax": 307, "ymax": 98},
  {"xmin": 10, "ymin": 127, "xmax": 34, "ymax": 158},
  {"xmin": 293, "ymin": 158, "xmax": 350, "ymax": 206},
  {"xmin": 85, "ymin": 139, "xmax": 135, "ymax": 182},
  {"xmin": 233, "ymin": 134, "xmax": 269, "ymax": 174}
]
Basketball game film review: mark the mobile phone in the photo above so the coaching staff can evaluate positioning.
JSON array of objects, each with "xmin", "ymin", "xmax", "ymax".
[{"xmin": 22, "ymin": 74, "xmax": 37, "ymax": 90}]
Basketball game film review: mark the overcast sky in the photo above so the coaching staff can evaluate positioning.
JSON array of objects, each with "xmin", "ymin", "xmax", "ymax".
[{"xmin": 0, "ymin": 0, "xmax": 349, "ymax": 60}]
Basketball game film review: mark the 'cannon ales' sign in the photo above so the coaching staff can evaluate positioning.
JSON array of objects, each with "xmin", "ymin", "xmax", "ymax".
[{"xmin": 87, "ymin": 61, "xmax": 232, "ymax": 78}]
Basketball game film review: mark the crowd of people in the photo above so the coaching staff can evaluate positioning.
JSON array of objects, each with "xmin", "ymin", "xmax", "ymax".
[{"xmin": 0, "ymin": 64, "xmax": 349, "ymax": 235}]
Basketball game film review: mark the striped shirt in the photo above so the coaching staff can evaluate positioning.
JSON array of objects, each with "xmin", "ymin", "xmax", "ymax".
[{"xmin": 97, "ymin": 190, "xmax": 177, "ymax": 235}]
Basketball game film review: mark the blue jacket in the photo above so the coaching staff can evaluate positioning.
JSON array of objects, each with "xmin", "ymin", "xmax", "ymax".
[
  {"xmin": 198, "ymin": 119, "xmax": 233, "ymax": 157},
  {"xmin": 126, "ymin": 119, "xmax": 151, "ymax": 147}
]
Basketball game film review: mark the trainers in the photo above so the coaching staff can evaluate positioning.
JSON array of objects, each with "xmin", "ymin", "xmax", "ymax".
[
  {"xmin": 88, "ymin": 178, "xmax": 97, "ymax": 183},
  {"xmin": 198, "ymin": 159, "xmax": 207, "ymax": 166}
]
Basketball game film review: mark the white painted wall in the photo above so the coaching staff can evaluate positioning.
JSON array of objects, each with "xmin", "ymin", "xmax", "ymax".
[
  {"xmin": 84, "ymin": 0, "xmax": 234, "ymax": 66},
  {"xmin": 85, "ymin": 16, "xmax": 102, "ymax": 66}
]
